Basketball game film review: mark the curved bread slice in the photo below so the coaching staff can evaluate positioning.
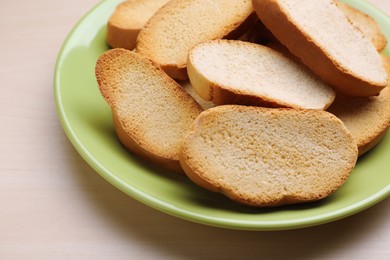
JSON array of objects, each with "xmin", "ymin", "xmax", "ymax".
[
  {"xmin": 188, "ymin": 40, "xmax": 335, "ymax": 110},
  {"xmin": 136, "ymin": 0, "xmax": 255, "ymax": 80},
  {"xmin": 327, "ymin": 87, "xmax": 390, "ymax": 156},
  {"xmin": 328, "ymin": 56, "xmax": 390, "ymax": 156},
  {"xmin": 106, "ymin": 0, "xmax": 169, "ymax": 50},
  {"xmin": 95, "ymin": 49, "xmax": 203, "ymax": 173},
  {"xmin": 252, "ymin": 0, "xmax": 387, "ymax": 96},
  {"xmin": 337, "ymin": 1, "xmax": 387, "ymax": 52},
  {"xmin": 180, "ymin": 105, "xmax": 358, "ymax": 207},
  {"xmin": 241, "ymin": 2, "xmax": 387, "ymax": 52}
]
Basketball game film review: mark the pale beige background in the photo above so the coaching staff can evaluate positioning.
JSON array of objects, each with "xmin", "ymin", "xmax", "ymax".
[{"xmin": 1, "ymin": 0, "xmax": 389, "ymax": 259}]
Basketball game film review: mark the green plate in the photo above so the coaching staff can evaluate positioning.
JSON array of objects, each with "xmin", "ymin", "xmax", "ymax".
[{"xmin": 55, "ymin": 0, "xmax": 390, "ymax": 231}]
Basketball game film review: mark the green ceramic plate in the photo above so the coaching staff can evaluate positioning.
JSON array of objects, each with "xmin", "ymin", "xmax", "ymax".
[{"xmin": 55, "ymin": 0, "xmax": 390, "ymax": 231}]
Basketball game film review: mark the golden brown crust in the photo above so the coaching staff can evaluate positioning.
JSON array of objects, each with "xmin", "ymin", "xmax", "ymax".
[
  {"xmin": 179, "ymin": 148, "xmax": 219, "ymax": 192},
  {"xmin": 252, "ymin": 0, "xmax": 387, "ymax": 97}
]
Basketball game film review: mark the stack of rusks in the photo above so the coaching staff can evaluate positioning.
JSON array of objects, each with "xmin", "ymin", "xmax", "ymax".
[{"xmin": 95, "ymin": 0, "xmax": 390, "ymax": 207}]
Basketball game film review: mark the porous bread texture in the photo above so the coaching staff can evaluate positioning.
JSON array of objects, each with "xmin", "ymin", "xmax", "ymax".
[
  {"xmin": 107, "ymin": 0, "xmax": 169, "ymax": 50},
  {"xmin": 328, "ymin": 55, "xmax": 390, "ymax": 156},
  {"xmin": 187, "ymin": 40, "xmax": 335, "ymax": 110},
  {"xmin": 95, "ymin": 48, "xmax": 203, "ymax": 173},
  {"xmin": 336, "ymin": 1, "xmax": 387, "ymax": 52},
  {"xmin": 136, "ymin": 0, "xmax": 255, "ymax": 80},
  {"xmin": 252, "ymin": 0, "xmax": 387, "ymax": 97},
  {"xmin": 180, "ymin": 105, "xmax": 358, "ymax": 207}
]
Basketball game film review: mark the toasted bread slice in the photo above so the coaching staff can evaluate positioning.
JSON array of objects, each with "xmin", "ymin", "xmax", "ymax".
[
  {"xmin": 242, "ymin": 2, "xmax": 387, "ymax": 52},
  {"xmin": 95, "ymin": 48, "xmax": 203, "ymax": 173},
  {"xmin": 328, "ymin": 56, "xmax": 390, "ymax": 156},
  {"xmin": 187, "ymin": 40, "xmax": 335, "ymax": 110},
  {"xmin": 106, "ymin": 0, "xmax": 169, "ymax": 50},
  {"xmin": 180, "ymin": 105, "xmax": 358, "ymax": 207},
  {"xmin": 337, "ymin": 1, "xmax": 387, "ymax": 52},
  {"xmin": 252, "ymin": 0, "xmax": 387, "ymax": 97},
  {"xmin": 136, "ymin": 0, "xmax": 255, "ymax": 80},
  {"xmin": 327, "ymin": 87, "xmax": 390, "ymax": 156}
]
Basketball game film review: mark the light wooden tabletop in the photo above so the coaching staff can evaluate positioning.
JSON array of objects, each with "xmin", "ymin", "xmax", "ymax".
[{"xmin": 1, "ymin": 0, "xmax": 389, "ymax": 258}]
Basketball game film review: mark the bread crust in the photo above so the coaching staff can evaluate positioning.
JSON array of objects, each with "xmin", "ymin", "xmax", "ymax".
[
  {"xmin": 188, "ymin": 40, "xmax": 335, "ymax": 110},
  {"xmin": 252, "ymin": 0, "xmax": 387, "ymax": 97}
]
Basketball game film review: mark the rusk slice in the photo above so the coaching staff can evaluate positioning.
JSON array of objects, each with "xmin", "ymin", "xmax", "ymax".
[
  {"xmin": 327, "ymin": 87, "xmax": 390, "ymax": 156},
  {"xmin": 180, "ymin": 105, "xmax": 358, "ymax": 207},
  {"xmin": 241, "ymin": 1, "xmax": 388, "ymax": 52},
  {"xmin": 328, "ymin": 56, "xmax": 390, "ymax": 156},
  {"xmin": 136, "ymin": 0, "xmax": 255, "ymax": 80},
  {"xmin": 337, "ymin": 1, "xmax": 387, "ymax": 52},
  {"xmin": 95, "ymin": 48, "xmax": 203, "ymax": 173},
  {"xmin": 106, "ymin": 0, "xmax": 169, "ymax": 50},
  {"xmin": 188, "ymin": 40, "xmax": 335, "ymax": 110},
  {"xmin": 252, "ymin": 0, "xmax": 387, "ymax": 96}
]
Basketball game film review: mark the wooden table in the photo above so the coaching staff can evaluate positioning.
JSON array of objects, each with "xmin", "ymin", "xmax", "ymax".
[{"xmin": 1, "ymin": 0, "xmax": 389, "ymax": 258}]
